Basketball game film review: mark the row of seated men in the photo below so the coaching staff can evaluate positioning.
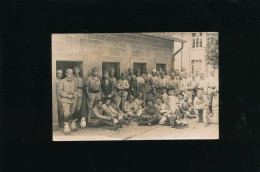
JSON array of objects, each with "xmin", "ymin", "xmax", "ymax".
[{"xmin": 56, "ymin": 66, "xmax": 218, "ymax": 134}]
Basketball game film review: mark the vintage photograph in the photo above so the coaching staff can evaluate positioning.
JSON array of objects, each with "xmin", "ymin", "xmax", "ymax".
[{"xmin": 52, "ymin": 32, "xmax": 219, "ymax": 141}]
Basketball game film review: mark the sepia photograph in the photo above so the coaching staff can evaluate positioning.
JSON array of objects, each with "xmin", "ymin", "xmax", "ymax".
[{"xmin": 52, "ymin": 32, "xmax": 219, "ymax": 141}]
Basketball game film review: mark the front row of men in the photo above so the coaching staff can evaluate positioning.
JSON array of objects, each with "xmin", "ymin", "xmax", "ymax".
[{"xmin": 56, "ymin": 67, "xmax": 218, "ymax": 134}]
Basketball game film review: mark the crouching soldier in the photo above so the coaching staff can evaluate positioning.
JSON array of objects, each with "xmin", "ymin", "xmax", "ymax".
[
  {"xmin": 138, "ymin": 99, "xmax": 161, "ymax": 126},
  {"xmin": 194, "ymin": 90, "xmax": 210, "ymax": 127},
  {"xmin": 179, "ymin": 94, "xmax": 196, "ymax": 119},
  {"xmin": 58, "ymin": 69, "xmax": 78, "ymax": 135},
  {"xmin": 102, "ymin": 98, "xmax": 128, "ymax": 127},
  {"xmin": 124, "ymin": 95, "xmax": 142, "ymax": 119},
  {"xmin": 88, "ymin": 99, "xmax": 119, "ymax": 130}
]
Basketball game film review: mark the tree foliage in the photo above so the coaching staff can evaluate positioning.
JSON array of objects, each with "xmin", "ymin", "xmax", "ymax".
[{"xmin": 206, "ymin": 33, "xmax": 219, "ymax": 69}]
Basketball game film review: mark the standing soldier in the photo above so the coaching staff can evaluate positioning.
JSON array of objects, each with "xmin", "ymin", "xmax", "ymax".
[
  {"xmin": 194, "ymin": 90, "xmax": 210, "ymax": 127},
  {"xmin": 157, "ymin": 71, "xmax": 167, "ymax": 96},
  {"xmin": 56, "ymin": 69, "xmax": 63, "ymax": 128},
  {"xmin": 101, "ymin": 70, "xmax": 113, "ymax": 100},
  {"xmin": 174, "ymin": 69, "xmax": 181, "ymax": 80},
  {"xmin": 117, "ymin": 73, "xmax": 130, "ymax": 111},
  {"xmin": 141, "ymin": 68, "xmax": 152, "ymax": 106},
  {"xmin": 136, "ymin": 69, "xmax": 145, "ymax": 105},
  {"xmin": 165, "ymin": 69, "xmax": 171, "ymax": 80},
  {"xmin": 109, "ymin": 68, "xmax": 121, "ymax": 107},
  {"xmin": 127, "ymin": 68, "xmax": 137, "ymax": 98},
  {"xmin": 148, "ymin": 69, "xmax": 159, "ymax": 99},
  {"xmin": 204, "ymin": 69, "xmax": 218, "ymax": 117},
  {"xmin": 71, "ymin": 66, "xmax": 84, "ymax": 121},
  {"xmin": 58, "ymin": 69, "xmax": 78, "ymax": 134},
  {"xmin": 85, "ymin": 67, "xmax": 102, "ymax": 124},
  {"xmin": 167, "ymin": 72, "xmax": 181, "ymax": 97}
]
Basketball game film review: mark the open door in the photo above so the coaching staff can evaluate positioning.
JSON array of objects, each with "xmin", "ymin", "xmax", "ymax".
[
  {"xmin": 102, "ymin": 62, "xmax": 120, "ymax": 80},
  {"xmin": 133, "ymin": 63, "xmax": 147, "ymax": 75}
]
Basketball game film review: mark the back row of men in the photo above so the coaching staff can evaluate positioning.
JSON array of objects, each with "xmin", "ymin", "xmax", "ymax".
[{"xmin": 56, "ymin": 66, "xmax": 218, "ymax": 134}]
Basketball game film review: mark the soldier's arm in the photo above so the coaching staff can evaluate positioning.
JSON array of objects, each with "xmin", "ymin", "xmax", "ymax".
[
  {"xmin": 85, "ymin": 78, "xmax": 90, "ymax": 96},
  {"xmin": 93, "ymin": 107, "xmax": 109, "ymax": 120},
  {"xmin": 58, "ymin": 80, "xmax": 69, "ymax": 98}
]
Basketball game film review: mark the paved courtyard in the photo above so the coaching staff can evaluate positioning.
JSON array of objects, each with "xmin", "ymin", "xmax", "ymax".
[{"xmin": 53, "ymin": 114, "xmax": 219, "ymax": 141}]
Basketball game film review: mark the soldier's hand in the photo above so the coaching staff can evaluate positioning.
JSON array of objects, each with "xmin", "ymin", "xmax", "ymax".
[{"xmin": 68, "ymin": 95, "xmax": 73, "ymax": 98}]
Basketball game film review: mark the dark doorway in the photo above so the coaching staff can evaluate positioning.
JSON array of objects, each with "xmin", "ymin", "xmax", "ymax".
[
  {"xmin": 56, "ymin": 61, "xmax": 83, "ymax": 79},
  {"xmin": 102, "ymin": 62, "xmax": 120, "ymax": 80},
  {"xmin": 133, "ymin": 63, "xmax": 147, "ymax": 75},
  {"xmin": 156, "ymin": 63, "xmax": 166, "ymax": 73}
]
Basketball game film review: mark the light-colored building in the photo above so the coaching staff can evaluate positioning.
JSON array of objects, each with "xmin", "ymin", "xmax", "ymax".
[{"xmin": 150, "ymin": 32, "xmax": 218, "ymax": 78}]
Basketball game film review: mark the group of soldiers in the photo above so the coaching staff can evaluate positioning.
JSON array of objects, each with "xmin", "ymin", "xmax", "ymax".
[{"xmin": 56, "ymin": 66, "xmax": 218, "ymax": 135}]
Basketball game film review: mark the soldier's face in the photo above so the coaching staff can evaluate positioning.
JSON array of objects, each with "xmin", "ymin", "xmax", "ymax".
[
  {"xmin": 147, "ymin": 101, "xmax": 153, "ymax": 106},
  {"xmin": 198, "ymin": 92, "xmax": 203, "ymax": 98},
  {"xmin": 144, "ymin": 69, "xmax": 147, "ymax": 73},
  {"xmin": 136, "ymin": 72, "xmax": 140, "ymax": 76},
  {"xmin": 152, "ymin": 72, "xmax": 156, "ymax": 76},
  {"xmin": 66, "ymin": 71, "xmax": 73, "ymax": 79},
  {"xmin": 57, "ymin": 72, "xmax": 62, "ymax": 79},
  {"xmin": 161, "ymin": 74, "xmax": 165, "ymax": 78},
  {"xmin": 74, "ymin": 68, "xmax": 80, "ymax": 75},
  {"xmin": 171, "ymin": 75, "xmax": 175, "ymax": 79},
  {"xmin": 184, "ymin": 97, "xmax": 188, "ymax": 102},
  {"xmin": 121, "ymin": 75, "xmax": 125, "ymax": 80},
  {"xmin": 113, "ymin": 97, "xmax": 118, "ymax": 103},
  {"xmin": 105, "ymin": 100, "xmax": 110, "ymax": 106},
  {"xmin": 104, "ymin": 73, "xmax": 109, "ymax": 79},
  {"xmin": 93, "ymin": 70, "xmax": 98, "ymax": 77},
  {"xmin": 97, "ymin": 102, "xmax": 103, "ymax": 108},
  {"xmin": 129, "ymin": 97, "xmax": 133, "ymax": 102}
]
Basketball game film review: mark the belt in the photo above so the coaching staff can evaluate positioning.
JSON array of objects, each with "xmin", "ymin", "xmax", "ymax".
[
  {"xmin": 89, "ymin": 90, "xmax": 100, "ymax": 93},
  {"xmin": 198, "ymin": 88, "xmax": 204, "ymax": 90},
  {"xmin": 77, "ymin": 87, "xmax": 82, "ymax": 89}
]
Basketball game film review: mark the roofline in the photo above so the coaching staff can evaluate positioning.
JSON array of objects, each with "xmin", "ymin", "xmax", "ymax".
[{"xmin": 141, "ymin": 33, "xmax": 187, "ymax": 43}]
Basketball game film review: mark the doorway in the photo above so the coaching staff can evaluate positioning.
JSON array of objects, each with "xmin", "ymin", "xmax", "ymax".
[
  {"xmin": 133, "ymin": 63, "xmax": 147, "ymax": 75},
  {"xmin": 56, "ymin": 61, "xmax": 83, "ymax": 79},
  {"xmin": 102, "ymin": 62, "xmax": 120, "ymax": 80},
  {"xmin": 156, "ymin": 63, "xmax": 166, "ymax": 73}
]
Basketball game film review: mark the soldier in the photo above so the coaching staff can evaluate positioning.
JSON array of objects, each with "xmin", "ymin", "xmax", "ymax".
[
  {"xmin": 127, "ymin": 68, "xmax": 137, "ymax": 98},
  {"xmin": 136, "ymin": 69, "xmax": 145, "ymax": 105},
  {"xmin": 141, "ymin": 68, "xmax": 152, "ymax": 106},
  {"xmin": 165, "ymin": 69, "xmax": 171, "ymax": 80},
  {"xmin": 87, "ymin": 99, "xmax": 118, "ymax": 130},
  {"xmin": 101, "ymin": 70, "xmax": 113, "ymax": 100},
  {"xmin": 58, "ymin": 69, "xmax": 78, "ymax": 134},
  {"xmin": 194, "ymin": 90, "xmax": 210, "ymax": 127},
  {"xmin": 204, "ymin": 69, "xmax": 218, "ymax": 117},
  {"xmin": 85, "ymin": 67, "xmax": 102, "ymax": 124},
  {"xmin": 157, "ymin": 71, "xmax": 167, "ymax": 95},
  {"xmin": 124, "ymin": 95, "xmax": 142, "ymax": 118},
  {"xmin": 56, "ymin": 69, "xmax": 63, "ymax": 128},
  {"xmin": 138, "ymin": 99, "xmax": 162, "ymax": 126},
  {"xmin": 174, "ymin": 69, "xmax": 181, "ymax": 80},
  {"xmin": 117, "ymin": 73, "xmax": 130, "ymax": 111},
  {"xmin": 167, "ymin": 72, "xmax": 181, "ymax": 97},
  {"xmin": 71, "ymin": 66, "xmax": 84, "ymax": 121},
  {"xmin": 109, "ymin": 68, "xmax": 121, "ymax": 108},
  {"xmin": 102, "ymin": 98, "xmax": 124, "ymax": 127}
]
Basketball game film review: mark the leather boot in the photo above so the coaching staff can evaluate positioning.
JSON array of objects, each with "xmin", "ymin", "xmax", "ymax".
[
  {"xmin": 63, "ymin": 122, "xmax": 71, "ymax": 135},
  {"xmin": 71, "ymin": 119, "xmax": 78, "ymax": 132}
]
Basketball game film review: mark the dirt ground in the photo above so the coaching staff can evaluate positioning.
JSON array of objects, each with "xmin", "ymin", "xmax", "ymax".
[{"xmin": 53, "ymin": 113, "xmax": 219, "ymax": 141}]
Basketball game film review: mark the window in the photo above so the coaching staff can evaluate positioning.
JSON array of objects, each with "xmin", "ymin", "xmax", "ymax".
[
  {"xmin": 191, "ymin": 60, "xmax": 202, "ymax": 73},
  {"xmin": 192, "ymin": 33, "xmax": 203, "ymax": 48}
]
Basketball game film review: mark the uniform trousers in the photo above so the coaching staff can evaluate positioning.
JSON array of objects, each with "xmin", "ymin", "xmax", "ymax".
[
  {"xmin": 61, "ymin": 101, "xmax": 77, "ymax": 122},
  {"xmin": 87, "ymin": 92, "xmax": 101, "ymax": 122}
]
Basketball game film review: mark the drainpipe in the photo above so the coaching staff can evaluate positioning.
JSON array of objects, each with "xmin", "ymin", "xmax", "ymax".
[{"xmin": 172, "ymin": 42, "xmax": 184, "ymax": 71}]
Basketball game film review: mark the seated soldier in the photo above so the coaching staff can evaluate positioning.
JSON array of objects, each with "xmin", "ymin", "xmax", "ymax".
[
  {"xmin": 110, "ymin": 94, "xmax": 130, "ymax": 125},
  {"xmin": 179, "ymin": 94, "xmax": 196, "ymax": 119},
  {"xmin": 138, "ymin": 99, "xmax": 162, "ymax": 126},
  {"xmin": 88, "ymin": 99, "xmax": 119, "ymax": 130},
  {"xmin": 134, "ymin": 92, "xmax": 143, "ymax": 108},
  {"xmin": 167, "ymin": 92, "xmax": 188, "ymax": 127},
  {"xmin": 102, "ymin": 98, "xmax": 126, "ymax": 127},
  {"xmin": 124, "ymin": 95, "xmax": 142, "ymax": 118},
  {"xmin": 194, "ymin": 90, "xmax": 210, "ymax": 127}
]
